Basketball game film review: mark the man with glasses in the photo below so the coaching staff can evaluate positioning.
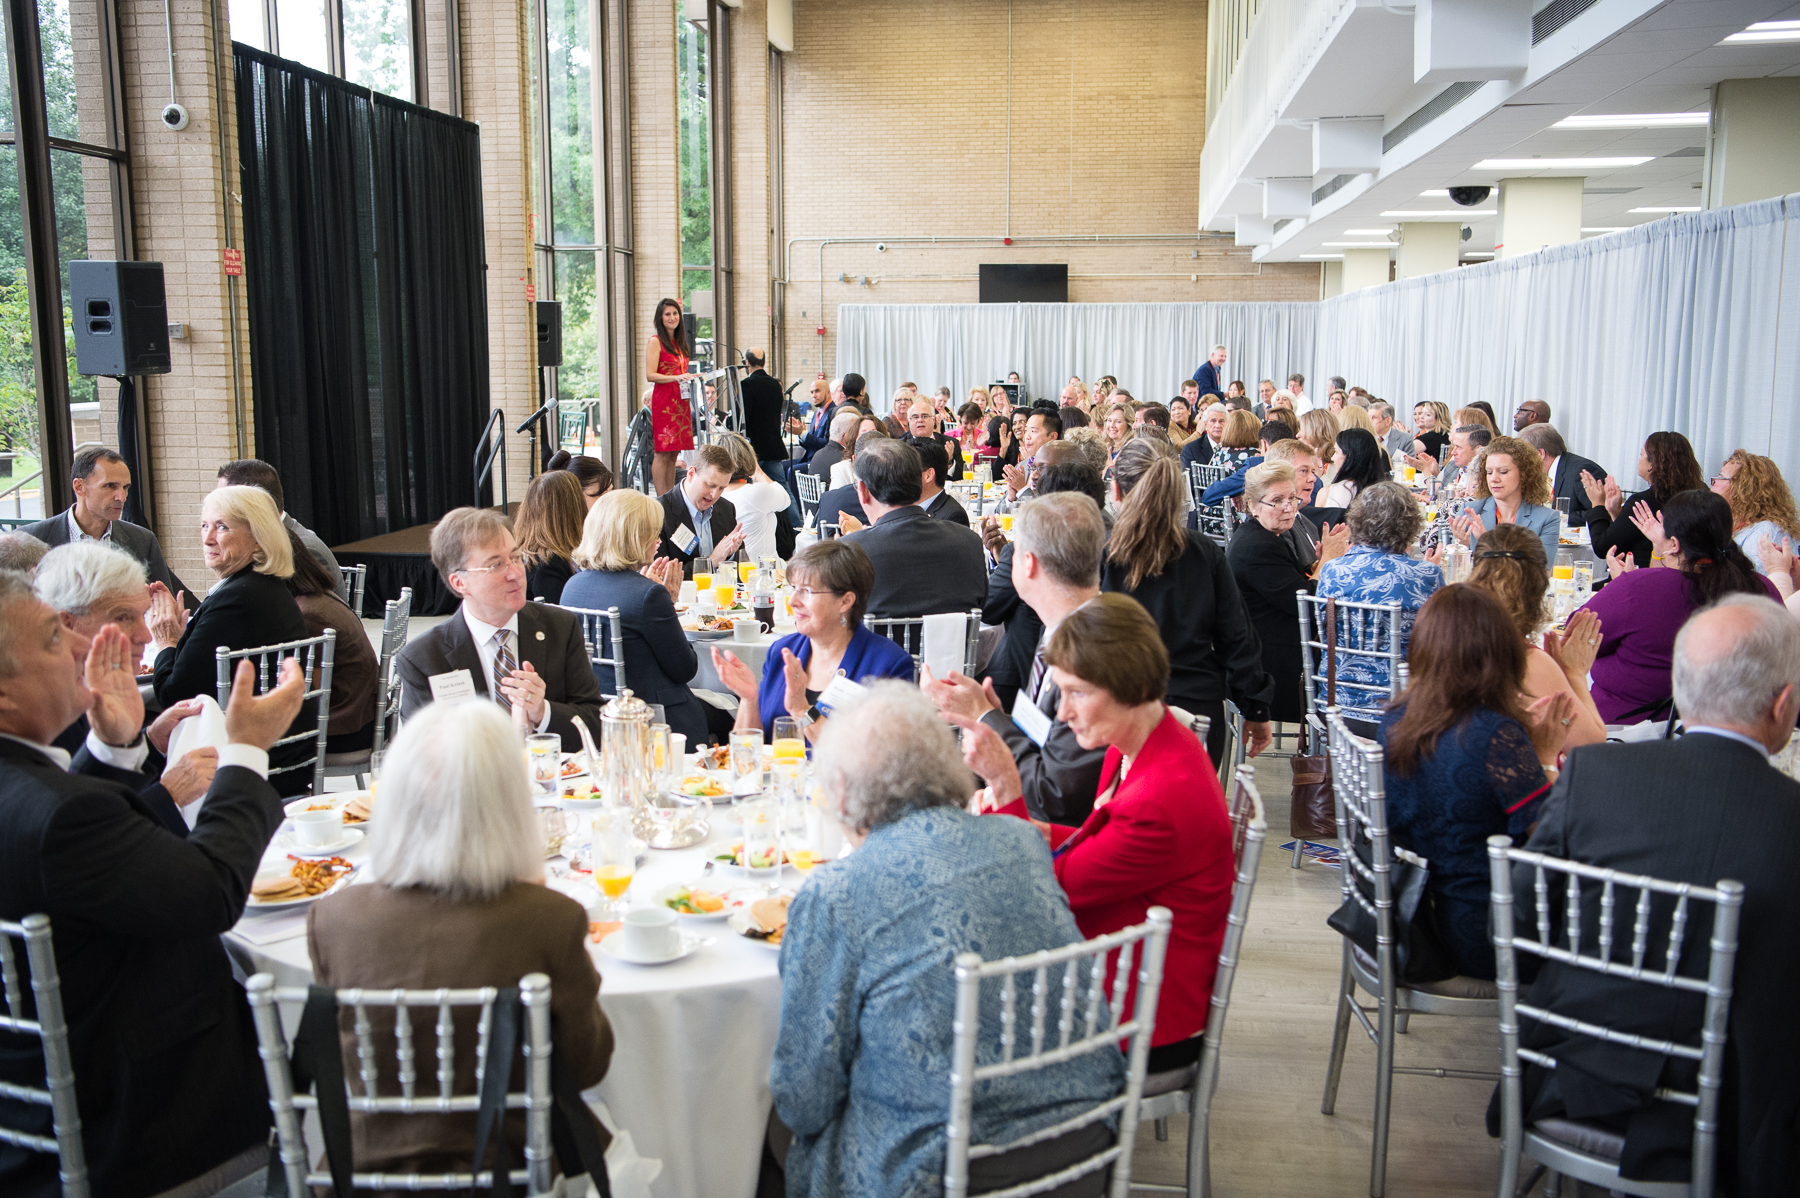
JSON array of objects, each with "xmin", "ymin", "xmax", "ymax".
[
  {"xmin": 396, "ymin": 507, "xmax": 602, "ymax": 748},
  {"xmin": 1513, "ymin": 398, "xmax": 1551, "ymax": 433}
]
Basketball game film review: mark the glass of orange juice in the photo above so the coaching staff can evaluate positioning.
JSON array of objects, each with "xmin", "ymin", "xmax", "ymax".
[
  {"xmin": 771, "ymin": 717, "xmax": 806, "ymax": 763},
  {"xmin": 592, "ymin": 809, "xmax": 635, "ymax": 918},
  {"xmin": 738, "ymin": 560, "xmax": 756, "ymax": 584},
  {"xmin": 791, "ymin": 848, "xmax": 818, "ymax": 873},
  {"xmin": 714, "ymin": 580, "xmax": 737, "ymax": 608},
  {"xmin": 998, "ymin": 513, "xmax": 1014, "ymax": 532},
  {"xmin": 694, "ymin": 570, "xmax": 712, "ymax": 593}
]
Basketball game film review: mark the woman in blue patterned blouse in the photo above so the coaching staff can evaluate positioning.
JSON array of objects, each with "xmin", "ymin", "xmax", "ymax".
[
  {"xmin": 768, "ymin": 682, "xmax": 1124, "ymax": 1198},
  {"xmin": 1317, "ymin": 482, "xmax": 1443, "ymax": 718}
]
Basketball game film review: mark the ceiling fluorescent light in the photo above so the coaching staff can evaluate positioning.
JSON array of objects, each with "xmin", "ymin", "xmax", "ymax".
[
  {"xmin": 1720, "ymin": 20, "xmax": 1800, "ymax": 44},
  {"xmin": 1381, "ymin": 209, "xmax": 1497, "ymax": 218},
  {"xmin": 1474, "ymin": 157, "xmax": 1655, "ymax": 170},
  {"xmin": 1299, "ymin": 254, "xmax": 1344, "ymax": 260},
  {"xmin": 1581, "ymin": 227, "xmax": 1629, "ymax": 233},
  {"xmin": 1462, "ymin": 252, "xmax": 1496, "ymax": 258},
  {"xmin": 1343, "ymin": 229, "xmax": 1394, "ymax": 235},
  {"xmin": 1322, "ymin": 242, "xmax": 1397, "ymax": 248},
  {"xmin": 1418, "ymin": 189, "xmax": 1449, "ymax": 197},
  {"xmin": 1628, "ymin": 206, "xmax": 1701, "ymax": 213},
  {"xmin": 1553, "ymin": 113, "xmax": 1708, "ymax": 129}
]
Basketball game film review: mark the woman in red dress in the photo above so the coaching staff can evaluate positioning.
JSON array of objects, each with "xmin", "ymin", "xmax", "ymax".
[{"xmin": 645, "ymin": 296, "xmax": 696, "ymax": 495}]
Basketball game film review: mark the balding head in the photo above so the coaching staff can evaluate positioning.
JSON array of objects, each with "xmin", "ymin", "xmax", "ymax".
[
  {"xmin": 1514, "ymin": 399, "xmax": 1551, "ymax": 432},
  {"xmin": 1673, "ymin": 596, "xmax": 1800, "ymax": 750}
]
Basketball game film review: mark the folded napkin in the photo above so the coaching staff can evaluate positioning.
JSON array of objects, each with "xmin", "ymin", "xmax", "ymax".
[
  {"xmin": 919, "ymin": 612, "xmax": 967, "ymax": 679},
  {"xmin": 165, "ymin": 695, "xmax": 229, "ymax": 829},
  {"xmin": 231, "ymin": 909, "xmax": 310, "ymax": 946}
]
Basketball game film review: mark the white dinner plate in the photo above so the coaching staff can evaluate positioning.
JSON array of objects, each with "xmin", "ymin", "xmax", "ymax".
[
  {"xmin": 283, "ymin": 794, "xmax": 373, "ymax": 828},
  {"xmin": 274, "ymin": 827, "xmax": 365, "ymax": 857},
  {"xmin": 726, "ymin": 909, "xmax": 785, "ymax": 950},
  {"xmin": 596, "ymin": 930, "xmax": 713, "ymax": 966},
  {"xmin": 652, "ymin": 882, "xmax": 757, "ymax": 920},
  {"xmin": 245, "ymin": 864, "xmax": 357, "ymax": 912}
]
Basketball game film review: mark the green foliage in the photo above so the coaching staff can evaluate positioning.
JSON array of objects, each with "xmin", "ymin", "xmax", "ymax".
[{"xmin": 343, "ymin": 0, "xmax": 412, "ymax": 98}]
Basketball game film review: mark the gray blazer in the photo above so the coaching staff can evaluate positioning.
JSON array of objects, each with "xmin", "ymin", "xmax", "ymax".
[
  {"xmin": 22, "ymin": 506, "xmax": 188, "ymax": 598},
  {"xmin": 1471, "ymin": 497, "xmax": 1560, "ymax": 562},
  {"xmin": 284, "ymin": 513, "xmax": 348, "ymax": 601},
  {"xmin": 394, "ymin": 601, "xmax": 602, "ymax": 750}
]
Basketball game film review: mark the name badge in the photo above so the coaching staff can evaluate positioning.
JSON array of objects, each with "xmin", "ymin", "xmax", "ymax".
[
  {"xmin": 428, "ymin": 669, "xmax": 477, "ymax": 702},
  {"xmin": 1011, "ymin": 690, "xmax": 1054, "ymax": 747},
  {"xmin": 816, "ymin": 673, "xmax": 867, "ymax": 716},
  {"xmin": 672, "ymin": 524, "xmax": 700, "ymax": 554}
]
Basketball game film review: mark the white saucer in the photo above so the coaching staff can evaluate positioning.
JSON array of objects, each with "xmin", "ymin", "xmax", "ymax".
[
  {"xmin": 596, "ymin": 930, "xmax": 712, "ymax": 965},
  {"xmin": 275, "ymin": 827, "xmax": 365, "ymax": 856}
]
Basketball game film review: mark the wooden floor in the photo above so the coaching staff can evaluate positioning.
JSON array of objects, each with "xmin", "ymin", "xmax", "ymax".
[{"xmin": 1126, "ymin": 750, "xmax": 1508, "ymax": 1198}]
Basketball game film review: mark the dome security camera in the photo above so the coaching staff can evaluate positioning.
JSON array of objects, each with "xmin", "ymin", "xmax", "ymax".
[
  {"xmin": 875, "ymin": 242, "xmax": 887, "ymax": 253},
  {"xmin": 1447, "ymin": 186, "xmax": 1491, "ymax": 207},
  {"xmin": 161, "ymin": 104, "xmax": 189, "ymax": 131}
]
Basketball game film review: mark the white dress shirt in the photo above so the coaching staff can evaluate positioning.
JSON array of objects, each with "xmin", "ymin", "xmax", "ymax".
[
  {"xmin": 1545, "ymin": 455, "xmax": 1563, "ymax": 493},
  {"xmin": 461, "ymin": 606, "xmax": 553, "ymax": 732},
  {"xmin": 0, "ymin": 729, "xmax": 268, "ymax": 777},
  {"xmin": 68, "ymin": 508, "xmax": 112, "ymax": 545}
]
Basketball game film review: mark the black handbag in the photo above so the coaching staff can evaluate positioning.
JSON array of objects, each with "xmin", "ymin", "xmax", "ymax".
[{"xmin": 1326, "ymin": 838, "xmax": 1457, "ymax": 985}]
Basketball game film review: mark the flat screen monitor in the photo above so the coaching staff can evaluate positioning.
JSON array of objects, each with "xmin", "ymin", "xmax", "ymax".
[{"xmin": 978, "ymin": 263, "xmax": 1068, "ymax": 303}]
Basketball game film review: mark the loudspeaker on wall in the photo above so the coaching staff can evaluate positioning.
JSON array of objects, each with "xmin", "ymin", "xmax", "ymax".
[{"xmin": 69, "ymin": 261, "xmax": 170, "ymax": 377}]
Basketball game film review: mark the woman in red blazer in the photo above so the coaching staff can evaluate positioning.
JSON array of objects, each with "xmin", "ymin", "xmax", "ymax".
[{"xmin": 956, "ymin": 594, "xmax": 1236, "ymax": 1073}]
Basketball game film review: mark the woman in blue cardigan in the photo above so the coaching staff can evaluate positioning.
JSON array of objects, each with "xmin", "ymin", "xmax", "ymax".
[
  {"xmin": 1453, "ymin": 434, "xmax": 1561, "ymax": 562},
  {"xmin": 712, "ymin": 540, "xmax": 914, "ymax": 744}
]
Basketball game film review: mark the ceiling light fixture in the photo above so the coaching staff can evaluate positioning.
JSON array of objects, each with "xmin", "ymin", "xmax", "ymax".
[
  {"xmin": 1581, "ymin": 227, "xmax": 1630, "ymax": 233},
  {"xmin": 1552, "ymin": 113, "xmax": 1708, "ymax": 129},
  {"xmin": 1419, "ymin": 189, "xmax": 1450, "ymax": 197},
  {"xmin": 1322, "ymin": 242, "xmax": 1397, "ymax": 248},
  {"xmin": 1299, "ymin": 254, "xmax": 1345, "ymax": 260},
  {"xmin": 1343, "ymin": 229, "xmax": 1394, "ymax": 236},
  {"xmin": 1473, "ymin": 157, "xmax": 1655, "ymax": 170},
  {"xmin": 1462, "ymin": 252, "xmax": 1496, "ymax": 258},
  {"xmin": 1628, "ymin": 206, "xmax": 1701, "ymax": 213},
  {"xmin": 1720, "ymin": 20, "xmax": 1800, "ymax": 44},
  {"xmin": 1381, "ymin": 209, "xmax": 1497, "ymax": 218}
]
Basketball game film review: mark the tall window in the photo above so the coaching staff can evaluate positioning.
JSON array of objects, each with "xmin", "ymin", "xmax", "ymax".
[
  {"xmin": 531, "ymin": 0, "xmax": 598, "ymax": 405},
  {"xmin": 231, "ymin": 0, "xmax": 419, "ymax": 103},
  {"xmin": 677, "ymin": 10, "xmax": 711, "ymax": 349},
  {"xmin": 0, "ymin": 0, "xmax": 131, "ymax": 518}
]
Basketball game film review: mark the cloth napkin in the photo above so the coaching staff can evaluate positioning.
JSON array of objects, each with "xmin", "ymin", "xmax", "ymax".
[
  {"xmin": 164, "ymin": 695, "xmax": 230, "ymax": 830},
  {"xmin": 919, "ymin": 612, "xmax": 967, "ymax": 678}
]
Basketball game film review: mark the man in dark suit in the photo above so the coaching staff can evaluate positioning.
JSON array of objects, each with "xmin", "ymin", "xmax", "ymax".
[
  {"xmin": 1496, "ymin": 596, "xmax": 1800, "ymax": 1196},
  {"xmin": 652, "ymin": 444, "xmax": 746, "ymax": 579},
  {"xmin": 841, "ymin": 439, "xmax": 986, "ymax": 618},
  {"xmin": 738, "ymin": 349, "xmax": 791, "ymax": 479},
  {"xmin": 1518, "ymin": 423, "xmax": 1608, "ymax": 528},
  {"xmin": 23, "ymin": 445, "xmax": 187, "ymax": 600},
  {"xmin": 0, "ymin": 572, "xmax": 305, "ymax": 1198},
  {"xmin": 815, "ymin": 482, "xmax": 867, "ymax": 530},
  {"xmin": 1179, "ymin": 402, "xmax": 1229, "ymax": 472},
  {"xmin": 908, "ymin": 437, "xmax": 970, "ymax": 526},
  {"xmin": 795, "ymin": 377, "xmax": 840, "ymax": 466},
  {"xmin": 1191, "ymin": 344, "xmax": 1228, "ymax": 398},
  {"xmin": 903, "ymin": 398, "xmax": 964, "ymax": 482},
  {"xmin": 804, "ymin": 408, "xmax": 861, "ymax": 485},
  {"xmin": 395, "ymin": 508, "xmax": 603, "ymax": 749},
  {"xmin": 923, "ymin": 492, "xmax": 1108, "ymax": 825}
]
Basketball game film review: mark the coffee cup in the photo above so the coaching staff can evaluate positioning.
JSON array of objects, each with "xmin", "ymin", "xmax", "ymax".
[
  {"xmin": 622, "ymin": 907, "xmax": 680, "ymax": 959},
  {"xmin": 292, "ymin": 808, "xmax": 342, "ymax": 847},
  {"xmin": 678, "ymin": 580, "xmax": 698, "ymax": 606},
  {"xmin": 696, "ymin": 591, "xmax": 718, "ymax": 614},
  {"xmin": 733, "ymin": 620, "xmax": 766, "ymax": 642}
]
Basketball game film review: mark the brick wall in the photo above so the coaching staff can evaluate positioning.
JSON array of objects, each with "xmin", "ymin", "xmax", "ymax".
[
  {"xmin": 774, "ymin": 0, "xmax": 1319, "ymax": 377},
  {"xmin": 630, "ymin": 0, "xmax": 679, "ymax": 414}
]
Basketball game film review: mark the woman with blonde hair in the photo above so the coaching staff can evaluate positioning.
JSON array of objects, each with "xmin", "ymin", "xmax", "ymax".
[
  {"xmin": 1453, "ymin": 404, "xmax": 1496, "ymax": 437},
  {"xmin": 562, "ymin": 488, "xmax": 710, "ymax": 744},
  {"xmin": 1409, "ymin": 401, "xmax": 1452, "ymax": 460},
  {"xmin": 1336, "ymin": 403, "xmax": 1374, "ymax": 434},
  {"xmin": 146, "ymin": 484, "xmax": 316, "ymax": 794},
  {"xmin": 308, "ymin": 700, "xmax": 614, "ymax": 1180},
  {"xmin": 1712, "ymin": 449, "xmax": 1800, "ymax": 570},
  {"xmin": 1101, "ymin": 402, "xmax": 1134, "ymax": 469},
  {"xmin": 514, "ymin": 468, "xmax": 587, "ymax": 603},
  {"xmin": 1455, "ymin": 434, "xmax": 1560, "ymax": 560},
  {"xmin": 1101, "ymin": 439, "xmax": 1275, "ymax": 761},
  {"xmin": 1467, "ymin": 525, "xmax": 1607, "ymax": 747},
  {"xmin": 1298, "ymin": 407, "xmax": 1341, "ymax": 468}
]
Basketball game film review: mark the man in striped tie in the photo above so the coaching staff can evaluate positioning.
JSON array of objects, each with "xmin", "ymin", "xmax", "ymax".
[{"xmin": 396, "ymin": 508, "xmax": 603, "ymax": 747}]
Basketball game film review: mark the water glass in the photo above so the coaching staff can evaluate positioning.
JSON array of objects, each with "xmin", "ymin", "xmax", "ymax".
[
  {"xmin": 526, "ymin": 733, "xmax": 561, "ymax": 796},
  {"xmin": 738, "ymin": 797, "xmax": 782, "ymax": 886},
  {"xmin": 729, "ymin": 729, "xmax": 764, "ymax": 795},
  {"xmin": 1573, "ymin": 560, "xmax": 1594, "ymax": 594}
]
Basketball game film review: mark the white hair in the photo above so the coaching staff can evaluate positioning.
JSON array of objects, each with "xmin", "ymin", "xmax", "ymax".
[
  {"xmin": 1273, "ymin": 389, "xmax": 1297, "ymax": 406},
  {"xmin": 366, "ymin": 701, "xmax": 541, "ymax": 900},
  {"xmin": 1673, "ymin": 595, "xmax": 1800, "ymax": 728},
  {"xmin": 1204, "ymin": 403, "xmax": 1228, "ymax": 418},
  {"xmin": 813, "ymin": 681, "xmax": 974, "ymax": 834},
  {"xmin": 34, "ymin": 542, "xmax": 147, "ymax": 615}
]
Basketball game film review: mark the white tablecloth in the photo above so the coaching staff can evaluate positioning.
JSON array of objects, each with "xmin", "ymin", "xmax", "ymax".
[
  {"xmin": 227, "ymin": 797, "xmax": 801, "ymax": 1198},
  {"xmin": 689, "ymin": 628, "xmax": 783, "ymax": 692}
]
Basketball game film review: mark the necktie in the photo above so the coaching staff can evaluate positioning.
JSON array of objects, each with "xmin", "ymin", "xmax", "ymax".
[
  {"xmin": 492, "ymin": 629, "xmax": 516, "ymax": 711},
  {"xmin": 1027, "ymin": 645, "xmax": 1050, "ymax": 712}
]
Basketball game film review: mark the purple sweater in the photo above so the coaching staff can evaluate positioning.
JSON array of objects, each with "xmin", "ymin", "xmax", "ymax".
[{"xmin": 1579, "ymin": 568, "xmax": 1780, "ymax": 722}]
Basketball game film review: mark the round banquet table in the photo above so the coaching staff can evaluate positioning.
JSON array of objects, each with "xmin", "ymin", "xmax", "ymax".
[
  {"xmin": 688, "ymin": 625, "xmax": 783, "ymax": 693},
  {"xmin": 227, "ymin": 785, "xmax": 809, "ymax": 1198}
]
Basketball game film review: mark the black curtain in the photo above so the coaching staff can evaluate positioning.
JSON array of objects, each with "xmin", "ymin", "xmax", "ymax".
[{"xmin": 234, "ymin": 44, "xmax": 488, "ymax": 547}]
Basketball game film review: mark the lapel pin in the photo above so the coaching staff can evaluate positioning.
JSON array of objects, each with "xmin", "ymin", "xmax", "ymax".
[{"xmin": 536, "ymin": 630, "xmax": 545, "ymax": 641}]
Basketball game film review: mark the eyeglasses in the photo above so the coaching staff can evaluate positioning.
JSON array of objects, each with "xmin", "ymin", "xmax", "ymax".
[
  {"xmin": 455, "ymin": 553, "xmax": 526, "ymax": 576},
  {"xmin": 1710, "ymin": 474, "xmax": 1731, "ymax": 486},
  {"xmin": 1258, "ymin": 496, "xmax": 1301, "ymax": 510},
  {"xmin": 789, "ymin": 587, "xmax": 843, "ymax": 601}
]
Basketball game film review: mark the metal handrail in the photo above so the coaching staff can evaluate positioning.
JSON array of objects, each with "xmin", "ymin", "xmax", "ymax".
[
  {"xmin": 473, "ymin": 409, "xmax": 507, "ymax": 511},
  {"xmin": 0, "ymin": 468, "xmax": 43, "ymax": 520}
]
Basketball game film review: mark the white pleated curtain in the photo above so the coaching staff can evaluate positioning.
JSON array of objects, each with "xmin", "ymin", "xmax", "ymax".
[
  {"xmin": 1312, "ymin": 194, "xmax": 1800, "ymax": 481},
  {"xmin": 835, "ymin": 302, "xmax": 1318, "ymax": 411}
]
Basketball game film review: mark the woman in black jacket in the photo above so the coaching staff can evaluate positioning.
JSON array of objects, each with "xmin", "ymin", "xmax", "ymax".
[
  {"xmin": 1227, "ymin": 460, "xmax": 1350, "ymax": 725},
  {"xmin": 1099, "ymin": 438, "xmax": 1276, "ymax": 762},
  {"xmin": 517, "ymin": 469, "xmax": 586, "ymax": 604},
  {"xmin": 560, "ymin": 488, "xmax": 711, "ymax": 746},
  {"xmin": 146, "ymin": 485, "xmax": 318, "ymax": 795},
  {"xmin": 1582, "ymin": 430, "xmax": 1707, "ymax": 569}
]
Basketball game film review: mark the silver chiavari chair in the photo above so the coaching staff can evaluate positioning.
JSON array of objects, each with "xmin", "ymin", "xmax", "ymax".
[
  {"xmin": 338, "ymin": 564, "xmax": 368, "ymax": 619},
  {"xmin": 215, "ymin": 630, "xmax": 336, "ymax": 797},
  {"xmin": 1297, "ymin": 593, "xmax": 1406, "ymax": 729},
  {"xmin": 796, "ymin": 471, "xmax": 826, "ymax": 525},
  {"xmin": 944, "ymin": 909, "xmax": 1174, "ymax": 1198},
  {"xmin": 1487, "ymin": 838, "xmax": 1743, "ymax": 1198},
  {"xmin": 324, "ymin": 588, "xmax": 413, "ymax": 786},
  {"xmin": 248, "ymin": 972, "xmax": 555, "ymax": 1196},
  {"xmin": 1188, "ymin": 462, "xmax": 1237, "ymax": 548},
  {"xmin": 865, "ymin": 609, "xmax": 981, "ymax": 678},
  {"xmin": 1136, "ymin": 766, "xmax": 1268, "ymax": 1198},
  {"xmin": 0, "ymin": 915, "xmax": 87, "ymax": 1198},
  {"xmin": 1320, "ymin": 709, "xmax": 1500, "ymax": 1198},
  {"xmin": 555, "ymin": 604, "xmax": 628, "ymax": 699}
]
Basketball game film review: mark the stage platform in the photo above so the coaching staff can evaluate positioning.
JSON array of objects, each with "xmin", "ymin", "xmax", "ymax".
[{"xmin": 333, "ymin": 503, "xmax": 518, "ymax": 617}]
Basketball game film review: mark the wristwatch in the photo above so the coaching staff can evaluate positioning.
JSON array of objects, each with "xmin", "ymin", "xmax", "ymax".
[{"xmin": 793, "ymin": 706, "xmax": 820, "ymax": 730}]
